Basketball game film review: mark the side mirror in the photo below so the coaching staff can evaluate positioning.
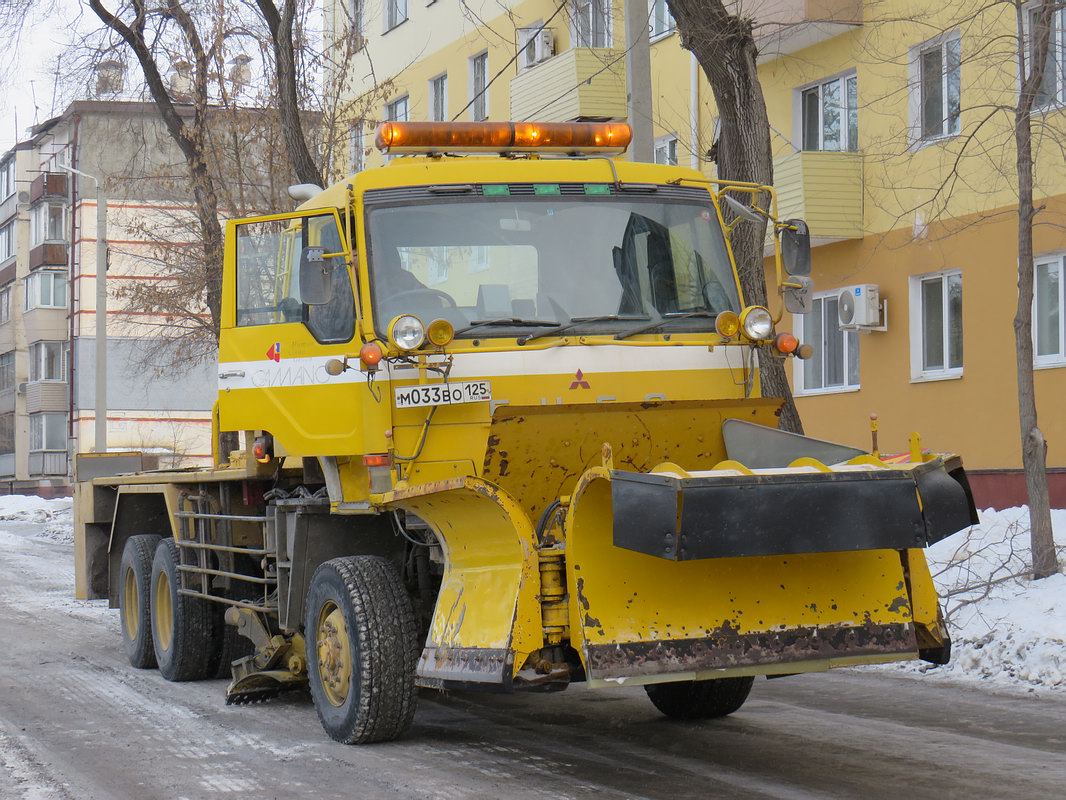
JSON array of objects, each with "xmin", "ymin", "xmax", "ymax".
[
  {"xmin": 299, "ymin": 246, "xmax": 335, "ymax": 306},
  {"xmin": 782, "ymin": 274, "xmax": 814, "ymax": 314},
  {"xmin": 780, "ymin": 219, "xmax": 811, "ymax": 276}
]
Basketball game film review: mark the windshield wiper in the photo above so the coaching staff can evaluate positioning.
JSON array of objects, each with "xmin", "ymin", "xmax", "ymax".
[
  {"xmin": 613, "ymin": 310, "xmax": 717, "ymax": 341},
  {"xmin": 454, "ymin": 318, "xmax": 560, "ymax": 336},
  {"xmin": 517, "ymin": 314, "xmax": 651, "ymax": 345}
]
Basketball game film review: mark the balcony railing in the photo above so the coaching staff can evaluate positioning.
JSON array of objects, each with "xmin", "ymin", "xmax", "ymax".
[
  {"xmin": 0, "ymin": 453, "xmax": 13, "ymax": 477},
  {"xmin": 510, "ymin": 48, "xmax": 626, "ymax": 122},
  {"xmin": 29, "ymin": 243, "xmax": 67, "ymax": 269},
  {"xmin": 29, "ymin": 451, "xmax": 68, "ymax": 476},
  {"xmin": 773, "ymin": 150, "xmax": 863, "ymax": 243},
  {"xmin": 29, "ymin": 172, "xmax": 68, "ymax": 203}
]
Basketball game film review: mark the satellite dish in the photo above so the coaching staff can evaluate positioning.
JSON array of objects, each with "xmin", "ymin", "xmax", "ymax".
[{"xmin": 838, "ymin": 289, "xmax": 855, "ymax": 325}]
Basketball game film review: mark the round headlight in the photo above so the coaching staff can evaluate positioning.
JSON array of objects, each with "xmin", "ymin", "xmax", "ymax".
[
  {"xmin": 740, "ymin": 306, "xmax": 773, "ymax": 341},
  {"xmin": 426, "ymin": 318, "xmax": 455, "ymax": 347},
  {"xmin": 388, "ymin": 315, "xmax": 425, "ymax": 351},
  {"xmin": 714, "ymin": 311, "xmax": 740, "ymax": 338}
]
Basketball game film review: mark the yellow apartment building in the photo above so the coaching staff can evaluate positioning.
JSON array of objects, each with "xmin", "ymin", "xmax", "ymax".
[{"xmin": 327, "ymin": 0, "xmax": 1066, "ymax": 507}]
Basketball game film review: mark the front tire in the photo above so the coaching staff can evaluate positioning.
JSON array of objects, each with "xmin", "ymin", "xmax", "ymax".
[
  {"xmin": 645, "ymin": 677, "xmax": 754, "ymax": 720},
  {"xmin": 151, "ymin": 538, "xmax": 217, "ymax": 681},
  {"xmin": 119, "ymin": 534, "xmax": 162, "ymax": 669},
  {"xmin": 305, "ymin": 556, "xmax": 419, "ymax": 744}
]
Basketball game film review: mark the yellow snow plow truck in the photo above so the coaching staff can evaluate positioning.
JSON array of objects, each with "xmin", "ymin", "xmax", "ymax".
[{"xmin": 74, "ymin": 121, "xmax": 978, "ymax": 744}]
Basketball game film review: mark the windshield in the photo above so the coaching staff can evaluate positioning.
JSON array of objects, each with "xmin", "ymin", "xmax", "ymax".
[{"xmin": 365, "ymin": 187, "xmax": 740, "ymax": 337}]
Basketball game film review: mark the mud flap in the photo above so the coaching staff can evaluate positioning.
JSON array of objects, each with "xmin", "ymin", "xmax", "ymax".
[{"xmin": 612, "ymin": 457, "xmax": 978, "ymax": 561}]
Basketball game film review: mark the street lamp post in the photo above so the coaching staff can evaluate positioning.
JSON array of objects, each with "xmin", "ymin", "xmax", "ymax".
[{"xmin": 59, "ymin": 165, "xmax": 107, "ymax": 453}]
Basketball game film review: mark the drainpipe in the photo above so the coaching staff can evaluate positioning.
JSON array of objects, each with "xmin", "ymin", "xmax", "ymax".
[
  {"xmin": 67, "ymin": 116, "xmax": 79, "ymax": 453},
  {"xmin": 58, "ymin": 159, "xmax": 107, "ymax": 453}
]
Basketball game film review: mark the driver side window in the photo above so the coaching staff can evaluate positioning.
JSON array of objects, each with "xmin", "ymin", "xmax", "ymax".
[{"xmin": 235, "ymin": 214, "xmax": 355, "ymax": 342}]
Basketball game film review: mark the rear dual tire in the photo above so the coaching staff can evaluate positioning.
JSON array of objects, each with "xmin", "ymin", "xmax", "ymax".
[
  {"xmin": 150, "ymin": 538, "xmax": 218, "ymax": 681},
  {"xmin": 119, "ymin": 535, "xmax": 162, "ymax": 669}
]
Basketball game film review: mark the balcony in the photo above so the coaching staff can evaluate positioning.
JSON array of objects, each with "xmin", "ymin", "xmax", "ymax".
[
  {"xmin": 29, "ymin": 172, "xmax": 68, "ymax": 203},
  {"xmin": 29, "ymin": 451, "xmax": 67, "ymax": 476},
  {"xmin": 752, "ymin": 0, "xmax": 863, "ymax": 61},
  {"xmin": 29, "ymin": 243, "xmax": 67, "ymax": 269},
  {"xmin": 773, "ymin": 150, "xmax": 863, "ymax": 243},
  {"xmin": 510, "ymin": 48, "xmax": 626, "ymax": 122}
]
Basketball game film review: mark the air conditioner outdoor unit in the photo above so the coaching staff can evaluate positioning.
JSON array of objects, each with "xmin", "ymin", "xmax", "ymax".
[
  {"xmin": 16, "ymin": 382, "xmax": 27, "ymax": 395},
  {"xmin": 534, "ymin": 29, "xmax": 555, "ymax": 63},
  {"xmin": 838, "ymin": 284, "xmax": 881, "ymax": 328}
]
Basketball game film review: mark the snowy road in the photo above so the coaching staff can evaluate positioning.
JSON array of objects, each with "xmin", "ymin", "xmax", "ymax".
[{"xmin": 1, "ymin": 522, "xmax": 1066, "ymax": 799}]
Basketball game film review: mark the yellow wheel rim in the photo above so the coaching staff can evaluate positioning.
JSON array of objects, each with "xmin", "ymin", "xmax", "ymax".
[
  {"xmin": 122, "ymin": 566, "xmax": 139, "ymax": 640},
  {"xmin": 316, "ymin": 600, "xmax": 352, "ymax": 707},
  {"xmin": 154, "ymin": 570, "xmax": 174, "ymax": 652}
]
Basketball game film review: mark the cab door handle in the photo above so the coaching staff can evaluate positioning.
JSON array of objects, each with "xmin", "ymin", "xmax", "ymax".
[{"xmin": 219, "ymin": 370, "xmax": 246, "ymax": 379}]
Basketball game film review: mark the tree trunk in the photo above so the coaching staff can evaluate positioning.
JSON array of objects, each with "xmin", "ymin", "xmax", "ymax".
[
  {"xmin": 667, "ymin": 0, "xmax": 802, "ymax": 433},
  {"xmin": 1014, "ymin": 1, "xmax": 1060, "ymax": 579},
  {"xmin": 256, "ymin": 0, "xmax": 323, "ymax": 187}
]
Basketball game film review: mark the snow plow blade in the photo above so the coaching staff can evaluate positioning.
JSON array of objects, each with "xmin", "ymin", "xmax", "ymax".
[{"xmin": 611, "ymin": 456, "xmax": 978, "ymax": 561}]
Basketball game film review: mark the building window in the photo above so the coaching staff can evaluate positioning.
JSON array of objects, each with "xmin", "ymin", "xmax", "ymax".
[
  {"xmin": 31, "ymin": 202, "xmax": 66, "ymax": 245},
  {"xmin": 797, "ymin": 293, "xmax": 860, "ymax": 394},
  {"xmin": 0, "ymin": 159, "xmax": 13, "ymax": 200},
  {"xmin": 573, "ymin": 0, "xmax": 610, "ymax": 48},
  {"xmin": 349, "ymin": 0, "xmax": 364, "ymax": 43},
  {"xmin": 0, "ymin": 412, "xmax": 12, "ymax": 455},
  {"xmin": 30, "ymin": 412, "xmax": 66, "ymax": 452},
  {"xmin": 917, "ymin": 35, "xmax": 961, "ymax": 140},
  {"xmin": 430, "ymin": 73, "xmax": 448, "ymax": 121},
  {"xmin": 654, "ymin": 135, "xmax": 678, "ymax": 166},
  {"xmin": 650, "ymin": 0, "xmax": 674, "ymax": 38},
  {"xmin": 29, "ymin": 341, "xmax": 66, "ymax": 382},
  {"xmin": 385, "ymin": 0, "xmax": 407, "ymax": 31},
  {"xmin": 470, "ymin": 53, "xmax": 488, "ymax": 121},
  {"xmin": 0, "ymin": 220, "xmax": 13, "ymax": 261},
  {"xmin": 24, "ymin": 270, "xmax": 67, "ymax": 311},
  {"xmin": 910, "ymin": 270, "xmax": 963, "ymax": 379},
  {"xmin": 349, "ymin": 124, "xmax": 364, "ymax": 173},
  {"xmin": 0, "ymin": 284, "xmax": 10, "ymax": 324},
  {"xmin": 386, "ymin": 95, "xmax": 409, "ymax": 122},
  {"xmin": 0, "ymin": 352, "xmax": 12, "ymax": 391},
  {"xmin": 801, "ymin": 74, "xmax": 858, "ymax": 151},
  {"xmin": 1032, "ymin": 6, "xmax": 1065, "ymax": 108},
  {"xmin": 1036, "ymin": 254, "xmax": 1065, "ymax": 364}
]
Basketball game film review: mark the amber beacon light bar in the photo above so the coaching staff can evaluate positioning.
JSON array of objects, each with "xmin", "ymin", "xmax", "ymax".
[{"xmin": 375, "ymin": 121, "xmax": 633, "ymax": 155}]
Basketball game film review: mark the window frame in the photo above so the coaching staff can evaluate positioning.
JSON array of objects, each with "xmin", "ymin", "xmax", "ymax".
[
  {"xmin": 798, "ymin": 72, "xmax": 859, "ymax": 152},
  {"xmin": 0, "ymin": 351, "xmax": 13, "ymax": 392},
  {"xmin": 29, "ymin": 411, "xmax": 66, "ymax": 452},
  {"xmin": 1034, "ymin": 253, "xmax": 1065, "ymax": 367},
  {"xmin": 572, "ymin": 0, "xmax": 611, "ymax": 48},
  {"xmin": 24, "ymin": 269, "xmax": 68, "ymax": 311},
  {"xmin": 0, "ymin": 411, "xmax": 13, "ymax": 456},
  {"xmin": 0, "ymin": 220, "xmax": 14, "ymax": 262},
  {"xmin": 470, "ymin": 52, "xmax": 489, "ymax": 122},
  {"xmin": 0, "ymin": 284, "xmax": 10, "ymax": 324},
  {"xmin": 349, "ymin": 124, "xmax": 365, "ymax": 173},
  {"xmin": 386, "ymin": 95, "xmax": 409, "ymax": 123},
  {"xmin": 653, "ymin": 134, "xmax": 679, "ymax": 166},
  {"xmin": 792, "ymin": 291, "xmax": 861, "ymax": 396},
  {"xmin": 430, "ymin": 73, "xmax": 448, "ymax": 122},
  {"xmin": 1028, "ymin": 3, "xmax": 1066, "ymax": 110},
  {"xmin": 384, "ymin": 0, "xmax": 407, "ymax": 32},
  {"xmin": 31, "ymin": 201, "xmax": 67, "ymax": 246},
  {"xmin": 912, "ymin": 33, "xmax": 962, "ymax": 143},
  {"xmin": 0, "ymin": 158, "xmax": 14, "ymax": 201},
  {"xmin": 649, "ymin": 0, "xmax": 675, "ymax": 40},
  {"xmin": 29, "ymin": 340, "xmax": 67, "ymax": 383},
  {"xmin": 909, "ymin": 269, "xmax": 964, "ymax": 381}
]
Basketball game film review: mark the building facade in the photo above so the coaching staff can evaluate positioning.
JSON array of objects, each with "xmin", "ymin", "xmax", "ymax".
[
  {"xmin": 329, "ymin": 0, "xmax": 1066, "ymax": 507},
  {"xmin": 0, "ymin": 100, "xmax": 218, "ymax": 494}
]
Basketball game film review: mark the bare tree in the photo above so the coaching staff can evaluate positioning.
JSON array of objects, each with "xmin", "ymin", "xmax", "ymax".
[{"xmin": 666, "ymin": 0, "xmax": 803, "ymax": 433}]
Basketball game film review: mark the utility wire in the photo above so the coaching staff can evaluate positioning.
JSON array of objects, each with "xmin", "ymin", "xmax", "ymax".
[{"xmin": 452, "ymin": 1, "xmax": 569, "ymax": 121}]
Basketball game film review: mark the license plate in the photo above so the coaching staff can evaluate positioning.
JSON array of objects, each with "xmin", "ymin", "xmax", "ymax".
[{"xmin": 394, "ymin": 380, "xmax": 492, "ymax": 409}]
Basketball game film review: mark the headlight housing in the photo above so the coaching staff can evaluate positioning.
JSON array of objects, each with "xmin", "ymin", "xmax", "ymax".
[
  {"xmin": 388, "ymin": 314, "xmax": 425, "ymax": 351},
  {"xmin": 739, "ymin": 306, "xmax": 773, "ymax": 341}
]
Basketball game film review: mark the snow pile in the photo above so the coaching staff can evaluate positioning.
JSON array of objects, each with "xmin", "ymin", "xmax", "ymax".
[
  {"xmin": 898, "ymin": 506, "xmax": 1066, "ymax": 691},
  {"xmin": 0, "ymin": 495, "xmax": 74, "ymax": 545}
]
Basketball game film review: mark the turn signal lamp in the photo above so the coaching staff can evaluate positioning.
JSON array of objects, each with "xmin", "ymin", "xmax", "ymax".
[
  {"xmin": 362, "ymin": 453, "xmax": 393, "ymax": 467},
  {"xmin": 427, "ymin": 318, "xmax": 455, "ymax": 347},
  {"xmin": 715, "ymin": 311, "xmax": 740, "ymax": 338},
  {"xmin": 388, "ymin": 315, "xmax": 426, "ymax": 351},
  {"xmin": 359, "ymin": 342, "xmax": 384, "ymax": 368},
  {"xmin": 739, "ymin": 306, "xmax": 774, "ymax": 342},
  {"xmin": 774, "ymin": 332, "xmax": 799, "ymax": 354},
  {"xmin": 252, "ymin": 433, "xmax": 274, "ymax": 464},
  {"xmin": 375, "ymin": 121, "xmax": 633, "ymax": 155}
]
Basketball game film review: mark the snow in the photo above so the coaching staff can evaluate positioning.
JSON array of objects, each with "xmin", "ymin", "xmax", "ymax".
[
  {"xmin": 0, "ymin": 494, "xmax": 73, "ymax": 544},
  {"xmin": 884, "ymin": 506, "xmax": 1066, "ymax": 692}
]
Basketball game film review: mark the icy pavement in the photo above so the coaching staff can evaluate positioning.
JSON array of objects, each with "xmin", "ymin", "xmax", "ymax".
[
  {"xmin": 874, "ymin": 506, "xmax": 1066, "ymax": 692},
  {"xmin": 0, "ymin": 494, "xmax": 74, "ymax": 544}
]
